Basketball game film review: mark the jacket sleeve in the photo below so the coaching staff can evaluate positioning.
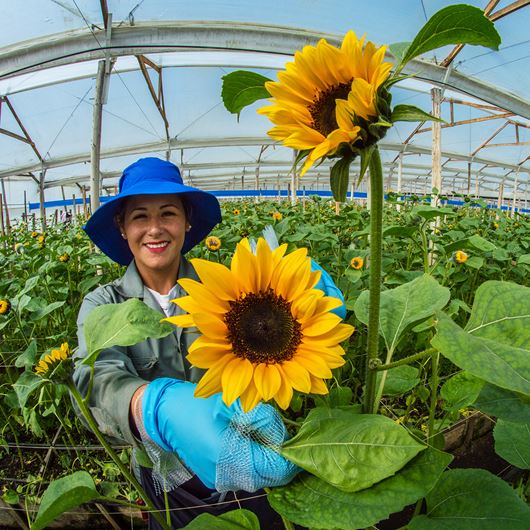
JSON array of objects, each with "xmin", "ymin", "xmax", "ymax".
[{"xmin": 72, "ymin": 289, "xmax": 148, "ymax": 445}]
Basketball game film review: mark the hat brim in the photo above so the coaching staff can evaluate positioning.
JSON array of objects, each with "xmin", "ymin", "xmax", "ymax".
[{"xmin": 84, "ymin": 181, "xmax": 221, "ymax": 265}]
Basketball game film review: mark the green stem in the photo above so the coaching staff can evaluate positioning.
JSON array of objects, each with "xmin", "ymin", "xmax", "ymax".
[
  {"xmin": 375, "ymin": 348, "xmax": 436, "ymax": 371},
  {"xmin": 363, "ymin": 147, "xmax": 384, "ymax": 414},
  {"xmin": 13, "ymin": 309, "xmax": 30, "ymax": 347},
  {"xmin": 67, "ymin": 380, "xmax": 171, "ymax": 530},
  {"xmin": 419, "ymin": 221, "xmax": 430, "ymax": 273},
  {"xmin": 427, "ymin": 351, "xmax": 440, "ymax": 440}
]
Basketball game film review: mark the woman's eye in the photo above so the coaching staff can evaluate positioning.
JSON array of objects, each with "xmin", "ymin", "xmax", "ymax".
[
  {"xmin": 162, "ymin": 211, "xmax": 177, "ymax": 217},
  {"xmin": 132, "ymin": 214, "xmax": 146, "ymax": 220}
]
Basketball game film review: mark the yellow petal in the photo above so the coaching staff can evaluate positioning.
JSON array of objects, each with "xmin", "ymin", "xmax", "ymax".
[
  {"xmin": 239, "ymin": 379, "xmax": 262, "ymax": 412},
  {"xmin": 188, "ymin": 335, "xmax": 232, "ymax": 353},
  {"xmin": 256, "ymin": 238, "xmax": 273, "ymax": 292},
  {"xmin": 305, "ymin": 322, "xmax": 354, "ymax": 345},
  {"xmin": 309, "ymin": 375, "xmax": 329, "ymax": 395},
  {"xmin": 190, "ymin": 259, "xmax": 240, "ymax": 300},
  {"xmin": 177, "ymin": 278, "xmax": 229, "ymax": 313},
  {"xmin": 231, "ymin": 239, "xmax": 258, "ymax": 293},
  {"xmin": 173, "ymin": 295, "xmax": 224, "ymax": 316},
  {"xmin": 313, "ymin": 296, "xmax": 343, "ymax": 315},
  {"xmin": 302, "ymin": 312, "xmax": 343, "ymax": 336},
  {"xmin": 253, "ymin": 363, "xmax": 282, "ymax": 401},
  {"xmin": 280, "ymin": 360, "xmax": 311, "ymax": 393},
  {"xmin": 194, "ymin": 354, "xmax": 232, "ymax": 398},
  {"xmin": 192, "ymin": 312, "xmax": 228, "ymax": 339},
  {"xmin": 187, "ymin": 345, "xmax": 231, "ymax": 369},
  {"xmin": 164, "ymin": 314, "xmax": 195, "ymax": 328},
  {"xmin": 274, "ymin": 368, "xmax": 294, "ymax": 410},
  {"xmin": 294, "ymin": 351, "xmax": 333, "ymax": 379},
  {"xmin": 221, "ymin": 357, "xmax": 254, "ymax": 406}
]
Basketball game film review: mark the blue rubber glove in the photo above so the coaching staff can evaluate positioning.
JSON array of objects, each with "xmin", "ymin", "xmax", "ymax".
[
  {"xmin": 311, "ymin": 260, "xmax": 347, "ymax": 320},
  {"xmin": 142, "ymin": 378, "xmax": 299, "ymax": 491}
]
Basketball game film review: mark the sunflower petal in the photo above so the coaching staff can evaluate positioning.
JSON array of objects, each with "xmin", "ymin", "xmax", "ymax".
[
  {"xmin": 274, "ymin": 368, "xmax": 294, "ymax": 410},
  {"xmin": 177, "ymin": 278, "xmax": 230, "ymax": 312},
  {"xmin": 281, "ymin": 360, "xmax": 311, "ymax": 393},
  {"xmin": 239, "ymin": 379, "xmax": 262, "ymax": 412},
  {"xmin": 190, "ymin": 259, "xmax": 240, "ymax": 300},
  {"xmin": 253, "ymin": 363, "xmax": 282, "ymax": 401},
  {"xmin": 187, "ymin": 345, "xmax": 232, "ymax": 369},
  {"xmin": 309, "ymin": 375, "xmax": 329, "ymax": 395},
  {"xmin": 194, "ymin": 354, "xmax": 232, "ymax": 398},
  {"xmin": 221, "ymin": 357, "xmax": 254, "ymax": 406},
  {"xmin": 302, "ymin": 312, "xmax": 343, "ymax": 336},
  {"xmin": 295, "ymin": 351, "xmax": 333, "ymax": 378},
  {"xmin": 192, "ymin": 312, "xmax": 228, "ymax": 339},
  {"xmin": 164, "ymin": 314, "xmax": 195, "ymax": 328}
]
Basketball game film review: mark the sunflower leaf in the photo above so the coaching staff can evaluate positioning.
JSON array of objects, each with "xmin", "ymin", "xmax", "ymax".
[
  {"xmin": 281, "ymin": 408, "xmax": 425, "ymax": 492},
  {"xmin": 357, "ymin": 146, "xmax": 375, "ymax": 188},
  {"xmin": 221, "ymin": 71, "xmax": 272, "ymax": 118},
  {"xmin": 391, "ymin": 104, "xmax": 444, "ymax": 123},
  {"xmin": 82, "ymin": 299, "xmax": 174, "ymax": 367},
  {"xmin": 388, "ymin": 41, "xmax": 411, "ymax": 64},
  {"xmin": 329, "ymin": 156, "xmax": 352, "ymax": 203},
  {"xmin": 269, "ymin": 448, "xmax": 451, "ymax": 530},
  {"xmin": 397, "ymin": 4, "xmax": 501, "ymax": 72}
]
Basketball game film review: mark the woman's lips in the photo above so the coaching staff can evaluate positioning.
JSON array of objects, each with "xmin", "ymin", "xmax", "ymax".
[{"xmin": 145, "ymin": 241, "xmax": 169, "ymax": 253}]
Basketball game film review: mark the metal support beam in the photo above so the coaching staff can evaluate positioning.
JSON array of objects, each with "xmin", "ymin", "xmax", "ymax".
[{"xmin": 431, "ymin": 88, "xmax": 442, "ymax": 206}]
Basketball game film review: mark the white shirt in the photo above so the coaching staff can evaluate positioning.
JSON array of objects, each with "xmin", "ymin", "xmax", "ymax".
[{"xmin": 146, "ymin": 284, "xmax": 179, "ymax": 317}]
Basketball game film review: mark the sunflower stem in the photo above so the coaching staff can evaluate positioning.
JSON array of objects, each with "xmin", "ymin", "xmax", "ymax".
[
  {"xmin": 67, "ymin": 379, "xmax": 171, "ymax": 530},
  {"xmin": 363, "ymin": 147, "xmax": 384, "ymax": 415}
]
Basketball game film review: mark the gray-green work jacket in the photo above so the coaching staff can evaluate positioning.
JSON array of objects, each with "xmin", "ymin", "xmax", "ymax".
[{"xmin": 73, "ymin": 257, "xmax": 203, "ymax": 445}]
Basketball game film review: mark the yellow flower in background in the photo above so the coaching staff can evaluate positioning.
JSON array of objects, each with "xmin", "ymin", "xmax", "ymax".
[
  {"xmin": 35, "ymin": 342, "xmax": 73, "ymax": 380},
  {"xmin": 350, "ymin": 257, "xmax": 364, "ymax": 270},
  {"xmin": 272, "ymin": 211, "xmax": 283, "ymax": 221},
  {"xmin": 0, "ymin": 299, "xmax": 11, "ymax": 315},
  {"xmin": 167, "ymin": 238, "xmax": 354, "ymax": 412},
  {"xmin": 205, "ymin": 236, "xmax": 221, "ymax": 251},
  {"xmin": 233, "ymin": 209, "xmax": 241, "ymax": 215},
  {"xmin": 258, "ymin": 31, "xmax": 392, "ymax": 175},
  {"xmin": 58, "ymin": 253, "xmax": 70, "ymax": 262},
  {"xmin": 454, "ymin": 250, "xmax": 469, "ymax": 264},
  {"xmin": 31, "ymin": 231, "xmax": 38, "ymax": 238},
  {"xmin": 37, "ymin": 235, "xmax": 45, "ymax": 244}
]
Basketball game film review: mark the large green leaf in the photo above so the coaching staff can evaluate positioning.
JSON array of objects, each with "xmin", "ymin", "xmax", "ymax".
[
  {"xmin": 183, "ymin": 509, "xmax": 260, "ymax": 529},
  {"xmin": 14, "ymin": 339, "xmax": 38, "ymax": 370},
  {"xmin": 82, "ymin": 299, "xmax": 174, "ymax": 367},
  {"xmin": 31, "ymin": 471, "xmax": 101, "ymax": 530},
  {"xmin": 391, "ymin": 104, "xmax": 443, "ymax": 123},
  {"xmin": 464, "ymin": 281, "xmax": 530, "ymax": 348},
  {"xmin": 493, "ymin": 419, "xmax": 530, "ymax": 470},
  {"xmin": 221, "ymin": 71, "xmax": 271, "ymax": 117},
  {"xmin": 377, "ymin": 365, "xmax": 420, "ymax": 396},
  {"xmin": 355, "ymin": 274, "xmax": 450, "ymax": 353},
  {"xmin": 414, "ymin": 206, "xmax": 455, "ymax": 220},
  {"xmin": 398, "ymin": 4, "xmax": 500, "ymax": 71},
  {"xmin": 29, "ymin": 300, "xmax": 65, "ymax": 321},
  {"xmin": 474, "ymin": 383, "xmax": 530, "ymax": 424},
  {"xmin": 13, "ymin": 370, "xmax": 45, "ymax": 409},
  {"xmin": 432, "ymin": 312, "xmax": 530, "ymax": 396},
  {"xmin": 281, "ymin": 408, "xmax": 425, "ymax": 492},
  {"xmin": 408, "ymin": 468, "xmax": 530, "ymax": 530},
  {"xmin": 268, "ymin": 448, "xmax": 452, "ymax": 530},
  {"xmin": 440, "ymin": 371, "xmax": 484, "ymax": 412},
  {"xmin": 329, "ymin": 155, "xmax": 352, "ymax": 203}
]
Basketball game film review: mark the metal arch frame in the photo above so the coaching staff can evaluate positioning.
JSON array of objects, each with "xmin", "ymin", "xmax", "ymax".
[{"xmin": 1, "ymin": 21, "xmax": 530, "ymax": 119}]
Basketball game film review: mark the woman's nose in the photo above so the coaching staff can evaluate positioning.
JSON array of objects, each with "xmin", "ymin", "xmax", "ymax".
[{"xmin": 146, "ymin": 217, "xmax": 163, "ymax": 235}]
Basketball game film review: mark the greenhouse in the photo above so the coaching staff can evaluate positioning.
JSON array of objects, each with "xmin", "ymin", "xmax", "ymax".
[{"xmin": 1, "ymin": 1, "xmax": 529, "ymax": 529}]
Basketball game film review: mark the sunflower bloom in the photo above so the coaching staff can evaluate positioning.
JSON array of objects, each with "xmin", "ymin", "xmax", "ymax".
[
  {"xmin": 454, "ymin": 250, "xmax": 469, "ymax": 264},
  {"xmin": 58, "ymin": 253, "xmax": 70, "ymax": 262},
  {"xmin": 0, "ymin": 299, "xmax": 11, "ymax": 315},
  {"xmin": 35, "ymin": 342, "xmax": 73, "ymax": 381},
  {"xmin": 205, "ymin": 236, "xmax": 221, "ymax": 251},
  {"xmin": 233, "ymin": 209, "xmax": 240, "ymax": 215},
  {"xmin": 258, "ymin": 31, "xmax": 393, "ymax": 175},
  {"xmin": 167, "ymin": 238, "xmax": 354, "ymax": 412},
  {"xmin": 350, "ymin": 257, "xmax": 364, "ymax": 270},
  {"xmin": 272, "ymin": 212, "xmax": 283, "ymax": 221},
  {"xmin": 31, "ymin": 231, "xmax": 38, "ymax": 238}
]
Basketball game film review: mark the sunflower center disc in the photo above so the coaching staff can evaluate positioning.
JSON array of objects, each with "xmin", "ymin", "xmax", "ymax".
[
  {"xmin": 309, "ymin": 81, "xmax": 352, "ymax": 136},
  {"xmin": 225, "ymin": 290, "xmax": 302, "ymax": 364}
]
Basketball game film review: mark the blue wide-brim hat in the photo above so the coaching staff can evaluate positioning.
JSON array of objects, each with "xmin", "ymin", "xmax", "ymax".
[{"xmin": 84, "ymin": 157, "xmax": 221, "ymax": 265}]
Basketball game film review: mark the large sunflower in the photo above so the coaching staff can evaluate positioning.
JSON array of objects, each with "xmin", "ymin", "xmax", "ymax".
[
  {"xmin": 167, "ymin": 238, "xmax": 354, "ymax": 412},
  {"xmin": 258, "ymin": 31, "xmax": 393, "ymax": 175}
]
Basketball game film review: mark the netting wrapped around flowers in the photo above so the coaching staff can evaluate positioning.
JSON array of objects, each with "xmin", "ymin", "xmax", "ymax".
[{"xmin": 216, "ymin": 402, "xmax": 300, "ymax": 492}]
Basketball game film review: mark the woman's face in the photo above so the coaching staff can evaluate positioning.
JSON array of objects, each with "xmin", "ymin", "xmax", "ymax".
[{"xmin": 120, "ymin": 194, "xmax": 188, "ymax": 277}]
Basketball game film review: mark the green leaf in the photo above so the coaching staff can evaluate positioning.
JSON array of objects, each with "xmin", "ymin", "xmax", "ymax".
[
  {"xmin": 329, "ymin": 156, "xmax": 352, "ymax": 203},
  {"xmin": 465, "ymin": 255, "xmax": 484, "ymax": 269},
  {"xmin": 440, "ymin": 371, "xmax": 484, "ymax": 412},
  {"xmin": 518, "ymin": 254, "xmax": 530, "ymax": 265},
  {"xmin": 31, "ymin": 471, "xmax": 101, "ymax": 530},
  {"xmin": 391, "ymin": 104, "xmax": 443, "ymax": 123},
  {"xmin": 414, "ymin": 206, "xmax": 456, "ymax": 220},
  {"xmin": 408, "ymin": 468, "xmax": 530, "ymax": 530},
  {"xmin": 431, "ymin": 311, "xmax": 530, "ymax": 397},
  {"xmin": 13, "ymin": 370, "xmax": 46, "ymax": 409},
  {"xmin": 398, "ymin": 4, "xmax": 500, "ymax": 71},
  {"xmin": 474, "ymin": 383, "xmax": 530, "ymax": 424},
  {"xmin": 355, "ymin": 274, "xmax": 450, "ymax": 353},
  {"xmin": 383, "ymin": 225, "xmax": 419, "ymax": 238},
  {"xmin": 468, "ymin": 234, "xmax": 497, "ymax": 252},
  {"xmin": 221, "ymin": 71, "xmax": 271, "ymax": 117},
  {"xmin": 182, "ymin": 509, "xmax": 260, "ymax": 529},
  {"xmin": 268, "ymin": 448, "xmax": 452, "ymax": 530},
  {"xmin": 281, "ymin": 408, "xmax": 425, "ymax": 492},
  {"xmin": 357, "ymin": 146, "xmax": 374, "ymax": 188},
  {"xmin": 29, "ymin": 300, "xmax": 65, "ymax": 321},
  {"xmin": 82, "ymin": 299, "xmax": 174, "ymax": 367},
  {"xmin": 388, "ymin": 41, "xmax": 411, "ymax": 64},
  {"xmin": 15, "ymin": 339, "xmax": 39, "ymax": 370},
  {"xmin": 493, "ymin": 419, "xmax": 530, "ymax": 470},
  {"xmin": 377, "ymin": 365, "xmax": 420, "ymax": 396}
]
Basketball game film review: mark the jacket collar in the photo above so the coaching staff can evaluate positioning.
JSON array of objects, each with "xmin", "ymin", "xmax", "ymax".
[{"xmin": 113, "ymin": 255, "xmax": 199, "ymax": 301}]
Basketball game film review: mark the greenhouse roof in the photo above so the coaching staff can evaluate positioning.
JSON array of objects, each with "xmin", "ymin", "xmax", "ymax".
[{"xmin": 1, "ymin": 0, "xmax": 529, "ymax": 200}]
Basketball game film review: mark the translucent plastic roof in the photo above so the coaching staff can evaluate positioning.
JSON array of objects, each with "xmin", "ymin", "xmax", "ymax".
[{"xmin": 1, "ymin": 0, "xmax": 529, "ymax": 202}]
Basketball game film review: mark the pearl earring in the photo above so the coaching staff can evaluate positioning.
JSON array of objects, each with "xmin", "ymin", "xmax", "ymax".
[
  {"xmin": 121, "ymin": 233, "xmax": 126, "ymax": 238},
  {"xmin": 186, "ymin": 225, "xmax": 192, "ymax": 232}
]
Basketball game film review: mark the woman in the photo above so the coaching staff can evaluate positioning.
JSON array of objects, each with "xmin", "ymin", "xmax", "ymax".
[{"xmin": 74, "ymin": 157, "xmax": 301, "ymax": 529}]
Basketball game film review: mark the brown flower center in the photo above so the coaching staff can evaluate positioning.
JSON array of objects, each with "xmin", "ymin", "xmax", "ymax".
[
  {"xmin": 225, "ymin": 290, "xmax": 302, "ymax": 364},
  {"xmin": 309, "ymin": 81, "xmax": 352, "ymax": 136}
]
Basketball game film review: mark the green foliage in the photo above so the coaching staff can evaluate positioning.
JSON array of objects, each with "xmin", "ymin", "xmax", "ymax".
[
  {"xmin": 221, "ymin": 71, "xmax": 271, "ymax": 117},
  {"xmin": 391, "ymin": 104, "xmax": 443, "ymax": 123},
  {"xmin": 408, "ymin": 468, "xmax": 530, "ymax": 529},
  {"xmin": 269, "ymin": 448, "xmax": 452, "ymax": 530},
  {"xmin": 31, "ymin": 471, "xmax": 101, "ymax": 530},
  {"xmin": 281, "ymin": 407, "xmax": 425, "ymax": 492},
  {"xmin": 83, "ymin": 298, "xmax": 174, "ymax": 366},
  {"xmin": 474, "ymin": 384, "xmax": 530, "ymax": 424},
  {"xmin": 493, "ymin": 420, "xmax": 530, "ymax": 470},
  {"xmin": 397, "ymin": 4, "xmax": 500, "ymax": 72},
  {"xmin": 182, "ymin": 509, "xmax": 260, "ymax": 529}
]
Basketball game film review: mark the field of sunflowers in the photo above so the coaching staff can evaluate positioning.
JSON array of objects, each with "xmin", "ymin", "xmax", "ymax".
[{"xmin": 0, "ymin": 195, "xmax": 529, "ymax": 529}]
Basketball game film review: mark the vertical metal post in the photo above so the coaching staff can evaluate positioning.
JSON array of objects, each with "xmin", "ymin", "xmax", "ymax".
[
  {"xmin": 39, "ymin": 170, "xmax": 46, "ymax": 230},
  {"xmin": 23, "ymin": 190, "xmax": 28, "ymax": 220},
  {"xmin": 431, "ymin": 88, "xmax": 442, "ymax": 208},
  {"xmin": 0, "ymin": 178, "xmax": 10, "ymax": 231},
  {"xmin": 511, "ymin": 168, "xmax": 519, "ymax": 215},
  {"xmin": 0, "ymin": 193, "xmax": 5, "ymax": 236},
  {"xmin": 90, "ymin": 60, "xmax": 109, "ymax": 214}
]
